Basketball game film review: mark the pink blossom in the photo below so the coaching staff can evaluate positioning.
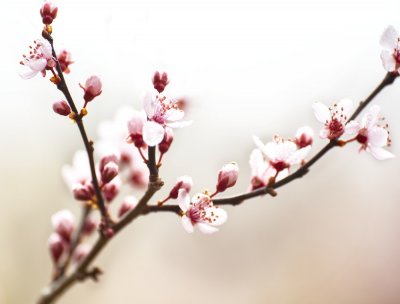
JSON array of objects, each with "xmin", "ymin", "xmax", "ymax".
[
  {"xmin": 169, "ymin": 175, "xmax": 193, "ymax": 199},
  {"xmin": 158, "ymin": 127, "xmax": 174, "ymax": 154},
  {"xmin": 57, "ymin": 49, "xmax": 73, "ymax": 74},
  {"xmin": 127, "ymin": 110, "xmax": 147, "ymax": 148},
  {"xmin": 73, "ymin": 244, "xmax": 91, "ymax": 264},
  {"xmin": 53, "ymin": 100, "xmax": 71, "ymax": 116},
  {"xmin": 48, "ymin": 233, "xmax": 64, "ymax": 264},
  {"xmin": 345, "ymin": 105, "xmax": 394, "ymax": 160},
  {"xmin": 152, "ymin": 71, "xmax": 170, "ymax": 93},
  {"xmin": 380, "ymin": 26, "xmax": 400, "ymax": 73},
  {"xmin": 178, "ymin": 190, "xmax": 227, "ymax": 234},
  {"xmin": 312, "ymin": 99, "xmax": 353, "ymax": 140},
  {"xmin": 118, "ymin": 196, "xmax": 137, "ymax": 218},
  {"xmin": 216, "ymin": 162, "xmax": 239, "ymax": 193},
  {"xmin": 72, "ymin": 181, "xmax": 94, "ymax": 201},
  {"xmin": 40, "ymin": 1, "xmax": 58, "ymax": 25},
  {"xmin": 294, "ymin": 126, "xmax": 314, "ymax": 148},
  {"xmin": 51, "ymin": 209, "xmax": 75, "ymax": 243},
  {"xmin": 80, "ymin": 76, "xmax": 102, "ymax": 104},
  {"xmin": 100, "ymin": 160, "xmax": 119, "ymax": 184},
  {"xmin": 20, "ymin": 38, "xmax": 55, "ymax": 79},
  {"xmin": 249, "ymin": 149, "xmax": 274, "ymax": 190},
  {"xmin": 142, "ymin": 91, "xmax": 191, "ymax": 146},
  {"xmin": 83, "ymin": 216, "xmax": 98, "ymax": 236}
]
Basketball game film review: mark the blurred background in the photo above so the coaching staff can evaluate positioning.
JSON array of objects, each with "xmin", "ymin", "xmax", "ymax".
[{"xmin": 1, "ymin": 0, "xmax": 400, "ymax": 303}]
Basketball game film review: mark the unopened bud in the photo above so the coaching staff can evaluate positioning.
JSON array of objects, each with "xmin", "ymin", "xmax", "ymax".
[
  {"xmin": 216, "ymin": 162, "xmax": 239, "ymax": 193},
  {"xmin": 294, "ymin": 126, "xmax": 314, "ymax": 148},
  {"xmin": 53, "ymin": 100, "xmax": 71, "ymax": 116},
  {"xmin": 51, "ymin": 210, "xmax": 75, "ymax": 243},
  {"xmin": 83, "ymin": 216, "xmax": 98, "ymax": 236},
  {"xmin": 48, "ymin": 233, "xmax": 64, "ymax": 264},
  {"xmin": 80, "ymin": 76, "xmax": 102, "ymax": 104},
  {"xmin": 118, "ymin": 196, "xmax": 137, "ymax": 218},
  {"xmin": 40, "ymin": 1, "xmax": 58, "ymax": 25},
  {"xmin": 102, "ymin": 179, "xmax": 120, "ymax": 202},
  {"xmin": 101, "ymin": 161, "xmax": 119, "ymax": 184},
  {"xmin": 127, "ymin": 111, "xmax": 147, "ymax": 148},
  {"xmin": 73, "ymin": 183, "xmax": 94, "ymax": 201},
  {"xmin": 158, "ymin": 127, "xmax": 174, "ymax": 154},
  {"xmin": 73, "ymin": 244, "xmax": 91, "ymax": 264},
  {"xmin": 152, "ymin": 71, "xmax": 169, "ymax": 93},
  {"xmin": 99, "ymin": 154, "xmax": 119, "ymax": 172},
  {"xmin": 169, "ymin": 175, "xmax": 193, "ymax": 199}
]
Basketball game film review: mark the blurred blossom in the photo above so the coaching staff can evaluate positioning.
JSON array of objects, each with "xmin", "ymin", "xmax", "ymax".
[
  {"xmin": 118, "ymin": 196, "xmax": 137, "ymax": 218},
  {"xmin": 48, "ymin": 233, "xmax": 64, "ymax": 264},
  {"xmin": 73, "ymin": 244, "xmax": 92, "ymax": 264},
  {"xmin": 51, "ymin": 209, "xmax": 75, "ymax": 243},
  {"xmin": 380, "ymin": 25, "xmax": 400, "ymax": 73}
]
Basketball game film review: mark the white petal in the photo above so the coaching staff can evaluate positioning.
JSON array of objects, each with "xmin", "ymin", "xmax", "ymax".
[
  {"xmin": 345, "ymin": 120, "xmax": 361, "ymax": 135},
  {"xmin": 166, "ymin": 120, "xmax": 192, "ymax": 128},
  {"xmin": 38, "ymin": 38, "xmax": 53, "ymax": 59},
  {"xmin": 380, "ymin": 26, "xmax": 399, "ymax": 49},
  {"xmin": 142, "ymin": 121, "xmax": 164, "ymax": 146},
  {"xmin": 381, "ymin": 51, "xmax": 397, "ymax": 72},
  {"xmin": 207, "ymin": 207, "xmax": 228, "ymax": 226},
  {"xmin": 312, "ymin": 103, "xmax": 331, "ymax": 123},
  {"xmin": 361, "ymin": 105, "xmax": 380, "ymax": 129},
  {"xmin": 368, "ymin": 126, "xmax": 388, "ymax": 147},
  {"xmin": 143, "ymin": 91, "xmax": 157, "ymax": 118},
  {"xmin": 165, "ymin": 108, "xmax": 184, "ymax": 122},
  {"xmin": 181, "ymin": 216, "xmax": 194, "ymax": 233},
  {"xmin": 253, "ymin": 136, "xmax": 266, "ymax": 152},
  {"xmin": 178, "ymin": 189, "xmax": 191, "ymax": 212},
  {"xmin": 27, "ymin": 58, "xmax": 48, "ymax": 72},
  {"xmin": 287, "ymin": 145, "xmax": 311, "ymax": 165},
  {"xmin": 337, "ymin": 98, "xmax": 353, "ymax": 118},
  {"xmin": 263, "ymin": 141, "xmax": 279, "ymax": 160},
  {"xmin": 367, "ymin": 146, "xmax": 395, "ymax": 160},
  {"xmin": 197, "ymin": 223, "xmax": 219, "ymax": 234},
  {"xmin": 19, "ymin": 68, "xmax": 39, "ymax": 79},
  {"xmin": 319, "ymin": 127, "xmax": 329, "ymax": 139},
  {"xmin": 276, "ymin": 168, "xmax": 289, "ymax": 181}
]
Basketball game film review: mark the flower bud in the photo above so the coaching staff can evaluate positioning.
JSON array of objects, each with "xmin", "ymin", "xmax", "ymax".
[
  {"xmin": 73, "ymin": 244, "xmax": 91, "ymax": 264},
  {"xmin": 152, "ymin": 71, "xmax": 169, "ymax": 93},
  {"xmin": 169, "ymin": 175, "xmax": 193, "ymax": 199},
  {"xmin": 57, "ymin": 49, "xmax": 73, "ymax": 74},
  {"xmin": 99, "ymin": 154, "xmax": 119, "ymax": 173},
  {"xmin": 80, "ymin": 76, "xmax": 102, "ymax": 103},
  {"xmin": 216, "ymin": 162, "xmax": 239, "ymax": 193},
  {"xmin": 73, "ymin": 182, "xmax": 94, "ymax": 201},
  {"xmin": 102, "ymin": 178, "xmax": 121, "ymax": 202},
  {"xmin": 83, "ymin": 216, "xmax": 98, "ymax": 236},
  {"xmin": 51, "ymin": 210, "xmax": 75, "ymax": 243},
  {"xmin": 294, "ymin": 126, "xmax": 314, "ymax": 148},
  {"xmin": 118, "ymin": 196, "xmax": 137, "ymax": 218},
  {"xmin": 127, "ymin": 111, "xmax": 147, "ymax": 148},
  {"xmin": 101, "ymin": 162, "xmax": 119, "ymax": 184},
  {"xmin": 52, "ymin": 100, "xmax": 71, "ymax": 116},
  {"xmin": 40, "ymin": 1, "xmax": 58, "ymax": 25},
  {"xmin": 48, "ymin": 233, "xmax": 64, "ymax": 264},
  {"xmin": 158, "ymin": 127, "xmax": 174, "ymax": 154}
]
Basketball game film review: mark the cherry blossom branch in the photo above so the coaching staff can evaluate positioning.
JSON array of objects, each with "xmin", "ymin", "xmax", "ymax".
[
  {"xmin": 37, "ymin": 145, "xmax": 163, "ymax": 304},
  {"xmin": 42, "ymin": 31, "xmax": 109, "ymax": 223}
]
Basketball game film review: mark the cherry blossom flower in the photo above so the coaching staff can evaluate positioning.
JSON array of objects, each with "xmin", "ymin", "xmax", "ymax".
[
  {"xmin": 53, "ymin": 100, "xmax": 71, "ymax": 116},
  {"xmin": 20, "ymin": 38, "xmax": 56, "ymax": 79},
  {"xmin": 294, "ymin": 126, "xmax": 314, "ymax": 148},
  {"xmin": 312, "ymin": 99, "xmax": 353, "ymax": 140},
  {"xmin": 169, "ymin": 175, "xmax": 193, "ymax": 199},
  {"xmin": 249, "ymin": 149, "xmax": 274, "ymax": 190},
  {"xmin": 345, "ymin": 105, "xmax": 394, "ymax": 160},
  {"xmin": 178, "ymin": 190, "xmax": 227, "ymax": 234},
  {"xmin": 253, "ymin": 135, "xmax": 311, "ymax": 181},
  {"xmin": 216, "ymin": 162, "xmax": 239, "ymax": 193},
  {"xmin": 380, "ymin": 26, "xmax": 400, "ymax": 73},
  {"xmin": 80, "ymin": 76, "xmax": 102, "ymax": 105},
  {"xmin": 57, "ymin": 49, "xmax": 73, "ymax": 74},
  {"xmin": 142, "ymin": 91, "xmax": 191, "ymax": 146},
  {"xmin": 51, "ymin": 209, "xmax": 75, "ymax": 243},
  {"xmin": 40, "ymin": 1, "xmax": 58, "ymax": 25}
]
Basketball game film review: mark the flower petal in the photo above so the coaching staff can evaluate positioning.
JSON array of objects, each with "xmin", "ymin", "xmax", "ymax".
[
  {"xmin": 361, "ymin": 105, "xmax": 380, "ymax": 129},
  {"xmin": 380, "ymin": 26, "xmax": 399, "ymax": 49},
  {"xmin": 142, "ymin": 121, "xmax": 164, "ymax": 146},
  {"xmin": 143, "ymin": 91, "xmax": 157, "ymax": 118},
  {"xmin": 312, "ymin": 102, "xmax": 331, "ymax": 123},
  {"xmin": 381, "ymin": 50, "xmax": 397, "ymax": 72},
  {"xmin": 337, "ymin": 98, "xmax": 353, "ymax": 119},
  {"xmin": 166, "ymin": 120, "xmax": 192, "ymax": 128},
  {"xmin": 181, "ymin": 215, "xmax": 194, "ymax": 233},
  {"xmin": 178, "ymin": 189, "xmax": 191, "ymax": 212},
  {"xmin": 207, "ymin": 207, "xmax": 228, "ymax": 226},
  {"xmin": 367, "ymin": 146, "xmax": 395, "ymax": 160},
  {"xmin": 287, "ymin": 145, "xmax": 311, "ymax": 165},
  {"xmin": 197, "ymin": 223, "xmax": 219, "ymax": 234},
  {"xmin": 368, "ymin": 126, "xmax": 388, "ymax": 147},
  {"xmin": 345, "ymin": 120, "xmax": 360, "ymax": 135},
  {"xmin": 165, "ymin": 108, "xmax": 184, "ymax": 122},
  {"xmin": 319, "ymin": 127, "xmax": 329, "ymax": 139}
]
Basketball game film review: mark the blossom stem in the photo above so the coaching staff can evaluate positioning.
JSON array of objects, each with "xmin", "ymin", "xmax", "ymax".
[
  {"xmin": 157, "ymin": 152, "xmax": 164, "ymax": 166},
  {"xmin": 138, "ymin": 147, "xmax": 148, "ymax": 163}
]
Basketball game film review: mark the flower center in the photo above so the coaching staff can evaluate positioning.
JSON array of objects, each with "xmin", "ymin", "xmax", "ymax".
[
  {"xmin": 271, "ymin": 160, "xmax": 288, "ymax": 172},
  {"xmin": 328, "ymin": 118, "xmax": 344, "ymax": 139},
  {"xmin": 356, "ymin": 128, "xmax": 368, "ymax": 144}
]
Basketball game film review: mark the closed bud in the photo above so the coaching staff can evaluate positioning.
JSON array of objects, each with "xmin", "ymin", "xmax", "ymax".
[
  {"xmin": 73, "ymin": 183, "xmax": 94, "ymax": 201},
  {"xmin": 99, "ymin": 154, "xmax": 119, "ymax": 172},
  {"xmin": 48, "ymin": 233, "xmax": 64, "ymax": 264},
  {"xmin": 101, "ymin": 161, "xmax": 119, "ymax": 184},
  {"xmin": 80, "ymin": 76, "xmax": 102, "ymax": 104},
  {"xmin": 53, "ymin": 100, "xmax": 71, "ymax": 116},
  {"xmin": 83, "ymin": 216, "xmax": 98, "ymax": 236},
  {"xmin": 118, "ymin": 196, "xmax": 137, "ymax": 218},
  {"xmin": 216, "ymin": 162, "xmax": 239, "ymax": 193},
  {"xmin": 73, "ymin": 244, "xmax": 91, "ymax": 264},
  {"xmin": 40, "ymin": 1, "xmax": 58, "ymax": 25},
  {"xmin": 51, "ymin": 210, "xmax": 75, "ymax": 243},
  {"xmin": 294, "ymin": 126, "xmax": 314, "ymax": 148},
  {"xmin": 158, "ymin": 127, "xmax": 174, "ymax": 154},
  {"xmin": 127, "ymin": 111, "xmax": 147, "ymax": 148},
  {"xmin": 102, "ymin": 178, "xmax": 120, "ymax": 202},
  {"xmin": 152, "ymin": 71, "xmax": 169, "ymax": 93},
  {"xmin": 169, "ymin": 175, "xmax": 193, "ymax": 199}
]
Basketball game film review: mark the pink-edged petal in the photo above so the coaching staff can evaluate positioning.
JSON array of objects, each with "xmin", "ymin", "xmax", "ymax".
[
  {"xmin": 207, "ymin": 207, "xmax": 227, "ymax": 226},
  {"xmin": 166, "ymin": 120, "xmax": 192, "ymax": 128},
  {"xmin": 368, "ymin": 126, "xmax": 388, "ymax": 147},
  {"xmin": 367, "ymin": 146, "xmax": 395, "ymax": 160},
  {"xmin": 345, "ymin": 120, "xmax": 361, "ymax": 135},
  {"xmin": 319, "ymin": 127, "xmax": 329, "ymax": 139},
  {"xmin": 380, "ymin": 26, "xmax": 399, "ymax": 49},
  {"xmin": 361, "ymin": 105, "xmax": 380, "ymax": 129},
  {"xmin": 312, "ymin": 103, "xmax": 331, "ymax": 123},
  {"xmin": 142, "ymin": 121, "xmax": 164, "ymax": 146},
  {"xmin": 143, "ymin": 91, "xmax": 157, "ymax": 118},
  {"xmin": 381, "ymin": 50, "xmax": 397, "ymax": 72},
  {"xmin": 337, "ymin": 98, "xmax": 353, "ymax": 118},
  {"xmin": 27, "ymin": 58, "xmax": 48, "ymax": 72},
  {"xmin": 287, "ymin": 145, "xmax": 311, "ymax": 165},
  {"xmin": 181, "ymin": 215, "xmax": 194, "ymax": 233},
  {"xmin": 178, "ymin": 189, "xmax": 191, "ymax": 212},
  {"xmin": 276, "ymin": 141, "xmax": 297, "ymax": 161},
  {"xmin": 165, "ymin": 108, "xmax": 184, "ymax": 122},
  {"xmin": 249, "ymin": 149, "xmax": 267, "ymax": 177},
  {"xmin": 197, "ymin": 223, "xmax": 219, "ymax": 234}
]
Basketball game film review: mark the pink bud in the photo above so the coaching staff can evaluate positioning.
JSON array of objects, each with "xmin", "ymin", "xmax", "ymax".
[
  {"xmin": 169, "ymin": 175, "xmax": 193, "ymax": 199},
  {"xmin": 216, "ymin": 162, "xmax": 239, "ymax": 193},
  {"xmin": 57, "ymin": 49, "xmax": 73, "ymax": 74},
  {"xmin": 158, "ymin": 127, "xmax": 174, "ymax": 154},
  {"xmin": 51, "ymin": 210, "xmax": 75, "ymax": 243},
  {"xmin": 127, "ymin": 111, "xmax": 147, "ymax": 148},
  {"xmin": 99, "ymin": 154, "xmax": 119, "ymax": 172},
  {"xmin": 73, "ymin": 182, "xmax": 94, "ymax": 201},
  {"xmin": 152, "ymin": 71, "xmax": 169, "ymax": 93},
  {"xmin": 73, "ymin": 244, "xmax": 91, "ymax": 264},
  {"xmin": 118, "ymin": 196, "xmax": 137, "ymax": 218},
  {"xmin": 129, "ymin": 162, "xmax": 149, "ymax": 189},
  {"xmin": 52, "ymin": 100, "xmax": 71, "ymax": 116},
  {"xmin": 48, "ymin": 233, "xmax": 64, "ymax": 264},
  {"xmin": 101, "ymin": 161, "xmax": 119, "ymax": 184},
  {"xmin": 294, "ymin": 126, "xmax": 314, "ymax": 148},
  {"xmin": 40, "ymin": 1, "xmax": 58, "ymax": 25},
  {"xmin": 80, "ymin": 76, "xmax": 102, "ymax": 103},
  {"xmin": 83, "ymin": 216, "xmax": 98, "ymax": 236},
  {"xmin": 102, "ymin": 179, "xmax": 120, "ymax": 202}
]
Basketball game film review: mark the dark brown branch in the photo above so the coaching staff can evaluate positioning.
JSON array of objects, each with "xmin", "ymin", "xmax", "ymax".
[{"xmin": 42, "ymin": 31, "xmax": 108, "ymax": 222}]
